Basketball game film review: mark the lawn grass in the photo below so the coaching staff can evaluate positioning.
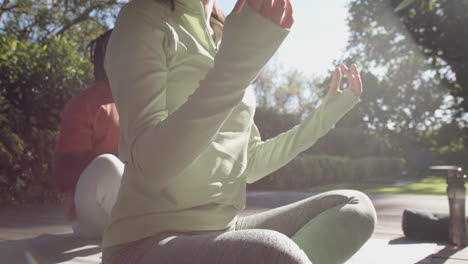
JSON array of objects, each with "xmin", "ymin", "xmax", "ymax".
[
  {"xmin": 364, "ymin": 176, "xmax": 449, "ymax": 195},
  {"xmin": 310, "ymin": 176, "xmax": 465, "ymax": 195}
]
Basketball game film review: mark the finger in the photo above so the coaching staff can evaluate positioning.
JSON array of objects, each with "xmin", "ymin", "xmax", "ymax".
[
  {"xmin": 233, "ymin": 0, "xmax": 246, "ymax": 13},
  {"xmin": 328, "ymin": 67, "xmax": 342, "ymax": 93},
  {"xmin": 343, "ymin": 64, "xmax": 362, "ymax": 96},
  {"xmin": 341, "ymin": 64, "xmax": 355, "ymax": 84},
  {"xmin": 350, "ymin": 64, "xmax": 361, "ymax": 86},
  {"xmin": 340, "ymin": 64, "xmax": 350, "ymax": 75},
  {"xmin": 350, "ymin": 64, "xmax": 363, "ymax": 96},
  {"xmin": 341, "ymin": 64, "xmax": 356, "ymax": 84},
  {"xmin": 261, "ymin": 0, "xmax": 272, "ymax": 19},
  {"xmin": 351, "ymin": 64, "xmax": 361, "ymax": 78},
  {"xmin": 280, "ymin": 0, "xmax": 294, "ymax": 29},
  {"xmin": 271, "ymin": 0, "xmax": 286, "ymax": 25}
]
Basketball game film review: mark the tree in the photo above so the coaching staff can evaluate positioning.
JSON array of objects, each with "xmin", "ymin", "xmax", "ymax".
[
  {"xmin": 346, "ymin": 0, "xmax": 467, "ymax": 122},
  {"xmin": 343, "ymin": 0, "xmax": 467, "ymax": 167},
  {"xmin": 253, "ymin": 65, "xmax": 321, "ymax": 117},
  {"xmin": 393, "ymin": 0, "xmax": 468, "ymax": 118},
  {"xmin": 0, "ymin": 1, "xmax": 124, "ymax": 205},
  {"xmin": 0, "ymin": 34, "xmax": 92, "ymax": 205},
  {"xmin": 0, "ymin": 0, "xmax": 124, "ymax": 48}
]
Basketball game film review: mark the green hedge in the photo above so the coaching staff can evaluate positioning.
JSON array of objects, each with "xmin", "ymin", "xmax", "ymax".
[
  {"xmin": 250, "ymin": 154, "xmax": 406, "ymax": 190},
  {"xmin": 306, "ymin": 127, "xmax": 392, "ymax": 158}
]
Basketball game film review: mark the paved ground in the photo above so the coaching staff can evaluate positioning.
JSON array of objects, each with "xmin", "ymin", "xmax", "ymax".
[{"xmin": 1, "ymin": 191, "xmax": 468, "ymax": 263}]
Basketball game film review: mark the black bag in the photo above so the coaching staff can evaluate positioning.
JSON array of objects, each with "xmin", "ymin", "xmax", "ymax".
[{"xmin": 402, "ymin": 209, "xmax": 449, "ymax": 241}]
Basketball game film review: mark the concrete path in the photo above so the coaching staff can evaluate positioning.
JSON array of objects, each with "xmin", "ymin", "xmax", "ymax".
[{"xmin": 1, "ymin": 191, "xmax": 467, "ymax": 263}]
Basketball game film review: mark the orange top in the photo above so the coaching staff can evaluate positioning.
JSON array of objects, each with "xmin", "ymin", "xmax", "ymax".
[{"xmin": 54, "ymin": 81, "xmax": 119, "ymax": 189}]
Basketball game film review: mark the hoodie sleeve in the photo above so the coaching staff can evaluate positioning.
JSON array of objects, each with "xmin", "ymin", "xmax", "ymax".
[
  {"xmin": 245, "ymin": 89, "xmax": 360, "ymax": 184},
  {"xmin": 105, "ymin": 3, "xmax": 289, "ymax": 189}
]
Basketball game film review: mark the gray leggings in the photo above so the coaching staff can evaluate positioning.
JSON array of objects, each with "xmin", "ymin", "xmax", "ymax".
[{"xmin": 102, "ymin": 190, "xmax": 376, "ymax": 264}]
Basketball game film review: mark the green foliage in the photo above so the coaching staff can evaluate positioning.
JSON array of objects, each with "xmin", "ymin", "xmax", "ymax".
[
  {"xmin": 250, "ymin": 154, "xmax": 406, "ymax": 190},
  {"xmin": 254, "ymin": 107, "xmax": 300, "ymax": 140},
  {"xmin": 394, "ymin": 0, "xmax": 416, "ymax": 12},
  {"xmin": 0, "ymin": 0, "xmax": 123, "ymax": 50},
  {"xmin": 342, "ymin": 0, "xmax": 468, "ymax": 165},
  {"xmin": 0, "ymin": 34, "xmax": 92, "ymax": 205},
  {"xmin": 306, "ymin": 127, "xmax": 393, "ymax": 158},
  {"xmin": 0, "ymin": 0, "xmax": 121, "ymax": 205},
  {"xmin": 429, "ymin": 122, "xmax": 468, "ymax": 168},
  {"xmin": 346, "ymin": 0, "xmax": 468, "ymax": 126},
  {"xmin": 253, "ymin": 66, "xmax": 321, "ymax": 117}
]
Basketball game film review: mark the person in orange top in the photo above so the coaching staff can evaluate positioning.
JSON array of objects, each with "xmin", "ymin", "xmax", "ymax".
[{"xmin": 53, "ymin": 29, "xmax": 123, "ymax": 239}]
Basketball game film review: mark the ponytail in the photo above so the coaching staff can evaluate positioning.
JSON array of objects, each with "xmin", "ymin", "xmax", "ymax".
[{"xmin": 88, "ymin": 29, "xmax": 113, "ymax": 82}]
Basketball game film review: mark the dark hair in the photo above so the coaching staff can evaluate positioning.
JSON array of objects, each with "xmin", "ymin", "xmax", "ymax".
[
  {"xmin": 88, "ymin": 29, "xmax": 113, "ymax": 82},
  {"xmin": 161, "ymin": 0, "xmax": 225, "ymax": 23}
]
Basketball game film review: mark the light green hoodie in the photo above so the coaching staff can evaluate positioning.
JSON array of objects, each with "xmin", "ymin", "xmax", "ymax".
[{"xmin": 104, "ymin": 0, "xmax": 359, "ymax": 248}]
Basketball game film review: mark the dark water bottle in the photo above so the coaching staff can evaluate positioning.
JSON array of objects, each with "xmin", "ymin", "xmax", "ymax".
[{"xmin": 447, "ymin": 167, "xmax": 467, "ymax": 247}]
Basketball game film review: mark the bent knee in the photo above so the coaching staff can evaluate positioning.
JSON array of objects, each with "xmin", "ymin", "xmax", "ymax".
[
  {"xmin": 341, "ymin": 190, "xmax": 377, "ymax": 239},
  {"xmin": 324, "ymin": 190, "xmax": 376, "ymax": 224},
  {"xmin": 80, "ymin": 154, "xmax": 124, "ymax": 193},
  {"xmin": 93, "ymin": 154, "xmax": 123, "ymax": 168},
  {"xmin": 88, "ymin": 154, "xmax": 124, "ymax": 175},
  {"xmin": 333, "ymin": 189, "xmax": 370, "ymax": 203}
]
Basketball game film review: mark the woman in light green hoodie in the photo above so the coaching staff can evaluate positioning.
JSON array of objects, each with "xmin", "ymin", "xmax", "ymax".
[{"xmin": 102, "ymin": 0, "xmax": 377, "ymax": 263}]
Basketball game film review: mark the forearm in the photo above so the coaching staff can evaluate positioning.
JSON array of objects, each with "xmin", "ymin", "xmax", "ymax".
[{"xmin": 245, "ymin": 89, "xmax": 360, "ymax": 183}]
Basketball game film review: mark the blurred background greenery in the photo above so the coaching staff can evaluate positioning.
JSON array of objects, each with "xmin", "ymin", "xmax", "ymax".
[{"xmin": 0, "ymin": 0, "xmax": 467, "ymax": 205}]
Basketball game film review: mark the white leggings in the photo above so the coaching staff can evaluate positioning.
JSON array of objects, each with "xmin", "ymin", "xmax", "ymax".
[{"xmin": 72, "ymin": 154, "xmax": 124, "ymax": 239}]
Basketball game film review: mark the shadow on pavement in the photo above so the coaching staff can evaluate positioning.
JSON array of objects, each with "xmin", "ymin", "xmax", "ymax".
[
  {"xmin": 0, "ymin": 233, "xmax": 101, "ymax": 264},
  {"xmin": 389, "ymin": 236, "xmax": 442, "ymax": 245},
  {"xmin": 388, "ymin": 236, "xmax": 468, "ymax": 264},
  {"xmin": 430, "ymin": 244, "xmax": 468, "ymax": 264}
]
